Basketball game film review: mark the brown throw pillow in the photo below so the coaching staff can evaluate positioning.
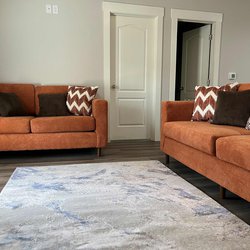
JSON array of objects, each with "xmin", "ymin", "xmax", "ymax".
[
  {"xmin": 0, "ymin": 93, "xmax": 26, "ymax": 116},
  {"xmin": 212, "ymin": 90, "xmax": 250, "ymax": 127},
  {"xmin": 191, "ymin": 83, "xmax": 239, "ymax": 121},
  {"xmin": 66, "ymin": 86, "xmax": 98, "ymax": 116},
  {"xmin": 38, "ymin": 93, "xmax": 71, "ymax": 116}
]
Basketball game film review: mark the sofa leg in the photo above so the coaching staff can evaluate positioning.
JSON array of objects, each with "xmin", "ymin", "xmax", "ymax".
[
  {"xmin": 220, "ymin": 186, "xmax": 226, "ymax": 199},
  {"xmin": 165, "ymin": 154, "xmax": 169, "ymax": 165},
  {"xmin": 97, "ymin": 148, "xmax": 101, "ymax": 157}
]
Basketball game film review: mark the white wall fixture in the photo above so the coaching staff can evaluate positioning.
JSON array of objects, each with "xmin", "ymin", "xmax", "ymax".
[
  {"xmin": 169, "ymin": 9, "xmax": 223, "ymax": 100},
  {"xmin": 45, "ymin": 4, "xmax": 52, "ymax": 14},
  {"xmin": 52, "ymin": 5, "xmax": 59, "ymax": 15},
  {"xmin": 228, "ymin": 72, "xmax": 237, "ymax": 80},
  {"xmin": 46, "ymin": 4, "xmax": 59, "ymax": 15}
]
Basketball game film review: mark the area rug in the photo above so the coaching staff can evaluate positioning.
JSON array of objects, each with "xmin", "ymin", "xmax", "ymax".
[{"xmin": 0, "ymin": 161, "xmax": 249, "ymax": 249}]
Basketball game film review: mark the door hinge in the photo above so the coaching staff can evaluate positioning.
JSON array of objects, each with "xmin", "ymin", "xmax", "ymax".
[
  {"xmin": 209, "ymin": 34, "xmax": 213, "ymax": 40},
  {"xmin": 207, "ymin": 79, "xmax": 211, "ymax": 86}
]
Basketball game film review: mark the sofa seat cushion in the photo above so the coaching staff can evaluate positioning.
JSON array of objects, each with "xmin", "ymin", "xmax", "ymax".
[
  {"xmin": 31, "ymin": 116, "xmax": 95, "ymax": 133},
  {"xmin": 163, "ymin": 121, "xmax": 250, "ymax": 155},
  {"xmin": 216, "ymin": 135, "xmax": 250, "ymax": 171},
  {"xmin": 0, "ymin": 116, "xmax": 34, "ymax": 134}
]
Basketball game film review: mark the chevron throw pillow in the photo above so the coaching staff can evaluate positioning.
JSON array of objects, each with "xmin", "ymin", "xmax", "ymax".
[
  {"xmin": 66, "ymin": 86, "xmax": 98, "ymax": 116},
  {"xmin": 191, "ymin": 83, "xmax": 238, "ymax": 121},
  {"xmin": 246, "ymin": 117, "xmax": 250, "ymax": 130}
]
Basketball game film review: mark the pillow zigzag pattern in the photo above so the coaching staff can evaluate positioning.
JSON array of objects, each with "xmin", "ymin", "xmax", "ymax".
[
  {"xmin": 66, "ymin": 86, "xmax": 98, "ymax": 116},
  {"xmin": 191, "ymin": 84, "xmax": 238, "ymax": 121},
  {"xmin": 246, "ymin": 117, "xmax": 250, "ymax": 130}
]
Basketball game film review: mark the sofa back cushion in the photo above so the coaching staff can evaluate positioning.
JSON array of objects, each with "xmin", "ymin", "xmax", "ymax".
[
  {"xmin": 0, "ymin": 83, "xmax": 35, "ymax": 115},
  {"xmin": 238, "ymin": 83, "xmax": 250, "ymax": 91},
  {"xmin": 35, "ymin": 85, "xmax": 68, "ymax": 115}
]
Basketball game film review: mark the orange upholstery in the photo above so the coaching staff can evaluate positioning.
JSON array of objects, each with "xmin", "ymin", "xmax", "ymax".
[
  {"xmin": 160, "ymin": 101, "xmax": 194, "ymax": 150},
  {"xmin": 0, "ymin": 133, "xmax": 97, "ymax": 151},
  {"xmin": 92, "ymin": 99, "xmax": 108, "ymax": 148},
  {"xmin": 0, "ymin": 83, "xmax": 108, "ymax": 152},
  {"xmin": 0, "ymin": 83, "xmax": 35, "ymax": 114},
  {"xmin": 0, "ymin": 117, "xmax": 34, "ymax": 134},
  {"xmin": 163, "ymin": 137, "xmax": 250, "ymax": 202},
  {"xmin": 238, "ymin": 83, "xmax": 250, "ymax": 91},
  {"xmin": 35, "ymin": 85, "xmax": 68, "ymax": 115},
  {"xmin": 163, "ymin": 121, "xmax": 250, "ymax": 155},
  {"xmin": 216, "ymin": 135, "xmax": 250, "ymax": 171},
  {"xmin": 161, "ymin": 101, "xmax": 194, "ymax": 122},
  {"xmin": 160, "ymin": 95, "xmax": 250, "ymax": 201},
  {"xmin": 31, "ymin": 116, "xmax": 95, "ymax": 133}
]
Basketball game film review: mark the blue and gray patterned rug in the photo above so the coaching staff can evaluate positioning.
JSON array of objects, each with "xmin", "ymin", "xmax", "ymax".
[{"xmin": 0, "ymin": 160, "xmax": 249, "ymax": 249}]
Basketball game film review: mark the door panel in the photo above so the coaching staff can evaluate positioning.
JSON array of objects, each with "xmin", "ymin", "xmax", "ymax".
[
  {"xmin": 118, "ymin": 99, "xmax": 145, "ymax": 125},
  {"xmin": 119, "ymin": 26, "xmax": 146, "ymax": 91},
  {"xmin": 180, "ymin": 24, "xmax": 211, "ymax": 100},
  {"xmin": 110, "ymin": 16, "xmax": 153, "ymax": 140}
]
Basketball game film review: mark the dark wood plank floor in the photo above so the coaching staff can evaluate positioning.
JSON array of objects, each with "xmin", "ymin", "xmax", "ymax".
[{"xmin": 0, "ymin": 140, "xmax": 249, "ymax": 225}]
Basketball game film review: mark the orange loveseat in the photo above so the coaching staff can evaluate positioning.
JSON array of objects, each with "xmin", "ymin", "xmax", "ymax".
[
  {"xmin": 161, "ymin": 83, "xmax": 250, "ymax": 202},
  {"xmin": 0, "ymin": 83, "xmax": 108, "ymax": 156}
]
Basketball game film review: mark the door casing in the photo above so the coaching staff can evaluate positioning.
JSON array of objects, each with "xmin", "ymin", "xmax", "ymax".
[
  {"xmin": 103, "ymin": 2, "xmax": 164, "ymax": 141},
  {"xmin": 169, "ymin": 9, "xmax": 223, "ymax": 101}
]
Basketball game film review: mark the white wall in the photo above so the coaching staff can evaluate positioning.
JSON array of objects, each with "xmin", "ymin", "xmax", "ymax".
[
  {"xmin": 0, "ymin": 0, "xmax": 250, "ymax": 100},
  {"xmin": 0, "ymin": 0, "xmax": 104, "ymax": 96}
]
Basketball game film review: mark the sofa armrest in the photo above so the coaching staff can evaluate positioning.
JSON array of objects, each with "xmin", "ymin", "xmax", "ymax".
[
  {"xmin": 160, "ymin": 101, "xmax": 194, "ymax": 150},
  {"xmin": 161, "ymin": 101, "xmax": 194, "ymax": 123},
  {"xmin": 92, "ymin": 99, "xmax": 108, "ymax": 148}
]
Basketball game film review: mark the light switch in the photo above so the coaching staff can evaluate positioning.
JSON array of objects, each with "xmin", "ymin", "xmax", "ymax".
[
  {"xmin": 52, "ymin": 5, "xmax": 59, "ymax": 14},
  {"xmin": 228, "ymin": 72, "xmax": 237, "ymax": 80},
  {"xmin": 45, "ymin": 4, "xmax": 52, "ymax": 14}
]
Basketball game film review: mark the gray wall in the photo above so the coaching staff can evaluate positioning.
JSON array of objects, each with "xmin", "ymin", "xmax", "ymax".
[{"xmin": 0, "ymin": 0, "xmax": 250, "ymax": 100}]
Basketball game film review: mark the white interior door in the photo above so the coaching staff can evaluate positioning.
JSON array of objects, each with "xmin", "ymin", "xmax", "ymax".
[
  {"xmin": 110, "ymin": 16, "xmax": 154, "ymax": 140},
  {"xmin": 180, "ymin": 24, "xmax": 211, "ymax": 100}
]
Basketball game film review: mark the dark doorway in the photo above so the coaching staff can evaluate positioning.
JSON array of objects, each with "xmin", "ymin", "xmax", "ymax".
[{"xmin": 175, "ymin": 21, "xmax": 209, "ymax": 100}]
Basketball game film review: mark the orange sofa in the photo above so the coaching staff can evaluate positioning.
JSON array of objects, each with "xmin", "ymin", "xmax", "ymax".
[
  {"xmin": 0, "ymin": 84, "xmax": 108, "ymax": 156},
  {"xmin": 161, "ymin": 83, "xmax": 250, "ymax": 202}
]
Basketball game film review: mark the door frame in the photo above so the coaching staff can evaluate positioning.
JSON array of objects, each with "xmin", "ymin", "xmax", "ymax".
[
  {"xmin": 169, "ymin": 9, "xmax": 223, "ymax": 100},
  {"xmin": 103, "ymin": 2, "xmax": 164, "ymax": 141}
]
